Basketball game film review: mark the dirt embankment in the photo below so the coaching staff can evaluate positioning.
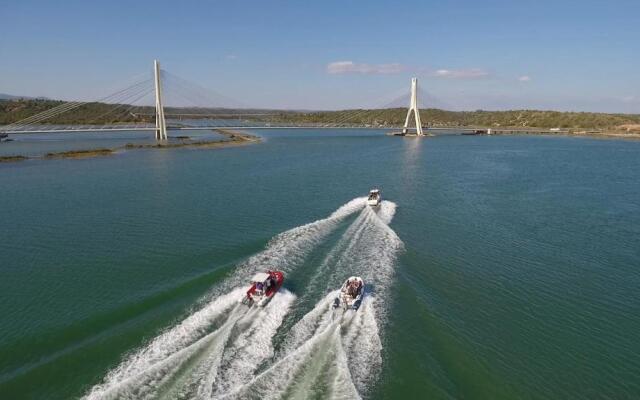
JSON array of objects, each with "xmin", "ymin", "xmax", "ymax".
[
  {"xmin": 0, "ymin": 155, "xmax": 28, "ymax": 163},
  {"xmin": 124, "ymin": 129, "xmax": 260, "ymax": 150},
  {"xmin": 44, "ymin": 148, "xmax": 114, "ymax": 159}
]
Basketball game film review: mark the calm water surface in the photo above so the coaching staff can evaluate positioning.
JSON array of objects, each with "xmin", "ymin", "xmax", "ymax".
[{"xmin": 1, "ymin": 129, "xmax": 639, "ymax": 399}]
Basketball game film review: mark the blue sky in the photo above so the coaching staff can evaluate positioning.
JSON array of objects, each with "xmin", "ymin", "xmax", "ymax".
[{"xmin": 1, "ymin": 0, "xmax": 639, "ymax": 112}]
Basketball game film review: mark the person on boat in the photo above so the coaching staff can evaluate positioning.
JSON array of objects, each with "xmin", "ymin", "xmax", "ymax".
[
  {"xmin": 347, "ymin": 281, "xmax": 357, "ymax": 297},
  {"xmin": 256, "ymin": 282, "xmax": 264, "ymax": 294}
]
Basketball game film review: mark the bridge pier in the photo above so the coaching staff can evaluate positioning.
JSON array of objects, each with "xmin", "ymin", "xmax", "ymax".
[
  {"xmin": 154, "ymin": 60, "xmax": 167, "ymax": 141},
  {"xmin": 401, "ymin": 78, "xmax": 424, "ymax": 136}
]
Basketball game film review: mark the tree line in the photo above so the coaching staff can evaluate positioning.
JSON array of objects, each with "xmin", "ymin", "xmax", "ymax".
[{"xmin": 2, "ymin": 98, "xmax": 640, "ymax": 130}]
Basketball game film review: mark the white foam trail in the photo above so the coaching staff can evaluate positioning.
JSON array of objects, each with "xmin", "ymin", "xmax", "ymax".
[
  {"xmin": 226, "ymin": 201, "xmax": 403, "ymax": 398},
  {"xmin": 339, "ymin": 297, "xmax": 382, "ymax": 392},
  {"xmin": 329, "ymin": 197, "xmax": 368, "ymax": 220},
  {"xmin": 85, "ymin": 291, "xmax": 296, "ymax": 400},
  {"xmin": 84, "ymin": 288, "xmax": 245, "ymax": 399},
  {"xmin": 376, "ymin": 200, "xmax": 397, "ymax": 225},
  {"xmin": 303, "ymin": 200, "xmax": 397, "ymax": 298},
  {"xmin": 289, "ymin": 200, "xmax": 400, "ymax": 394},
  {"xmin": 306, "ymin": 201, "xmax": 399, "ymax": 297},
  {"xmin": 279, "ymin": 291, "xmax": 340, "ymax": 353},
  {"xmin": 277, "ymin": 296, "xmax": 382, "ymax": 398},
  {"xmin": 279, "ymin": 324, "xmax": 360, "ymax": 400},
  {"xmin": 156, "ymin": 308, "xmax": 248, "ymax": 400},
  {"xmin": 84, "ymin": 289, "xmax": 246, "ymax": 399},
  {"xmin": 304, "ymin": 211, "xmax": 372, "ymax": 292},
  {"xmin": 327, "ymin": 201, "xmax": 403, "ymax": 315},
  {"xmin": 85, "ymin": 198, "xmax": 366, "ymax": 399},
  {"xmin": 221, "ymin": 317, "xmax": 360, "ymax": 400},
  {"xmin": 211, "ymin": 290, "xmax": 296, "ymax": 397},
  {"xmin": 158, "ymin": 291, "xmax": 296, "ymax": 400}
]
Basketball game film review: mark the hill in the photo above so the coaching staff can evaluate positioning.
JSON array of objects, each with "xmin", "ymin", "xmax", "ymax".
[
  {"xmin": 0, "ymin": 93, "xmax": 47, "ymax": 100},
  {"xmin": 268, "ymin": 108, "xmax": 640, "ymax": 131},
  {"xmin": 2, "ymin": 98, "xmax": 640, "ymax": 132}
]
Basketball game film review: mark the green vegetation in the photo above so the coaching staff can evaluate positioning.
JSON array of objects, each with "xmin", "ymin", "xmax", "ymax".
[
  {"xmin": 0, "ymin": 99, "xmax": 154, "ymax": 125},
  {"xmin": 0, "ymin": 155, "xmax": 28, "ymax": 162},
  {"xmin": 266, "ymin": 108, "xmax": 640, "ymax": 130},
  {"xmin": 0, "ymin": 99, "xmax": 279, "ymax": 126},
  {"xmin": 44, "ymin": 149, "xmax": 114, "ymax": 159},
  {"xmin": 2, "ymin": 98, "xmax": 640, "ymax": 131}
]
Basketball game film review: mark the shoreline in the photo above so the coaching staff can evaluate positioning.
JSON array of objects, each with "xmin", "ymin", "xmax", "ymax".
[
  {"xmin": 0, "ymin": 129, "xmax": 261, "ymax": 163},
  {"xmin": 488, "ymin": 129, "xmax": 640, "ymax": 140},
  {"xmin": 390, "ymin": 126, "xmax": 640, "ymax": 140},
  {"xmin": 1, "ymin": 126, "xmax": 637, "ymax": 164}
]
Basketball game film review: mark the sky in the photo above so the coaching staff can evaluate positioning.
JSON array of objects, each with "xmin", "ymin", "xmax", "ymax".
[{"xmin": 1, "ymin": 0, "xmax": 639, "ymax": 112}]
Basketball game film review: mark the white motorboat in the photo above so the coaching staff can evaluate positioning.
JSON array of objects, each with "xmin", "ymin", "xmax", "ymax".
[
  {"xmin": 367, "ymin": 189, "xmax": 381, "ymax": 206},
  {"xmin": 332, "ymin": 276, "xmax": 365, "ymax": 311}
]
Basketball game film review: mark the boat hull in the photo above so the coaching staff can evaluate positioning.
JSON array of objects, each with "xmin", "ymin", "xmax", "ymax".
[
  {"xmin": 242, "ymin": 270, "xmax": 284, "ymax": 307},
  {"xmin": 333, "ymin": 276, "xmax": 365, "ymax": 311}
]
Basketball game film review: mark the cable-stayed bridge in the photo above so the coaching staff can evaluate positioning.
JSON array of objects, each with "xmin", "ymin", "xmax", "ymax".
[{"xmin": 0, "ymin": 60, "xmax": 434, "ymax": 139}]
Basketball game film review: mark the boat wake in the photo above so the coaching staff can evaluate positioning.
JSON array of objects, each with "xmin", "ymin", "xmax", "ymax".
[
  {"xmin": 221, "ymin": 201, "xmax": 402, "ymax": 399},
  {"xmin": 84, "ymin": 198, "xmax": 402, "ymax": 399},
  {"xmin": 84, "ymin": 289, "xmax": 296, "ymax": 400},
  {"xmin": 221, "ymin": 294, "xmax": 383, "ymax": 400}
]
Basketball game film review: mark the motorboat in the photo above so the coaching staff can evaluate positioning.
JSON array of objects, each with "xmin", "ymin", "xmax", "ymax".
[
  {"xmin": 367, "ymin": 189, "xmax": 381, "ymax": 206},
  {"xmin": 332, "ymin": 276, "xmax": 365, "ymax": 311},
  {"xmin": 241, "ymin": 270, "xmax": 284, "ymax": 307}
]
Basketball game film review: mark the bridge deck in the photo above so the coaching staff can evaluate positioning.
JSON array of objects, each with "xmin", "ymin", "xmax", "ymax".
[{"xmin": 0, "ymin": 126, "xmax": 565, "ymax": 135}]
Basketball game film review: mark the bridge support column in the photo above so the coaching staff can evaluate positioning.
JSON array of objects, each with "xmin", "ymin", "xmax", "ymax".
[
  {"xmin": 402, "ymin": 77, "xmax": 424, "ymax": 136},
  {"xmin": 154, "ymin": 60, "xmax": 167, "ymax": 141}
]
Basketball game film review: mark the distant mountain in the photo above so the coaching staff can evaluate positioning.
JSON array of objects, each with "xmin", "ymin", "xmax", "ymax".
[{"xmin": 0, "ymin": 93, "xmax": 48, "ymax": 100}]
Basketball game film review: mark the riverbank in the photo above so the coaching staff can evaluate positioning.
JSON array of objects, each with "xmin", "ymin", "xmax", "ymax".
[
  {"xmin": 390, "ymin": 126, "xmax": 640, "ymax": 140},
  {"xmin": 0, "ymin": 129, "xmax": 260, "ymax": 163},
  {"xmin": 489, "ymin": 128, "xmax": 640, "ymax": 140}
]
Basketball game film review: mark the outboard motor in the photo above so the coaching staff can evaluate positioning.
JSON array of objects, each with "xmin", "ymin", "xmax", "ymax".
[{"xmin": 332, "ymin": 297, "xmax": 340, "ymax": 309}]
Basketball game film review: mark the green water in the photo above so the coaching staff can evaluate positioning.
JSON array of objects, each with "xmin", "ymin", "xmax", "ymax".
[{"xmin": 1, "ymin": 130, "xmax": 639, "ymax": 399}]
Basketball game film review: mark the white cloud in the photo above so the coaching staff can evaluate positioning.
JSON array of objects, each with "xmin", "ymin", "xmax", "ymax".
[
  {"xmin": 327, "ymin": 61, "xmax": 405, "ymax": 75},
  {"xmin": 431, "ymin": 68, "xmax": 490, "ymax": 79},
  {"xmin": 518, "ymin": 75, "xmax": 532, "ymax": 82},
  {"xmin": 225, "ymin": 54, "xmax": 238, "ymax": 60}
]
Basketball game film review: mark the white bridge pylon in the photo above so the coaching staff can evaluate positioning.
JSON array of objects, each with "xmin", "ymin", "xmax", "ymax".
[
  {"xmin": 154, "ymin": 60, "xmax": 167, "ymax": 141},
  {"xmin": 402, "ymin": 77, "xmax": 424, "ymax": 136}
]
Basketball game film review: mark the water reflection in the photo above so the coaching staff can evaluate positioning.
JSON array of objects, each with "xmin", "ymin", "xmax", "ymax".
[{"xmin": 398, "ymin": 136, "xmax": 426, "ymax": 198}]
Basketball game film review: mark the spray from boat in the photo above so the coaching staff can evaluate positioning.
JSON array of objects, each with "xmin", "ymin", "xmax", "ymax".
[
  {"xmin": 222, "ymin": 200, "xmax": 402, "ymax": 399},
  {"xmin": 84, "ymin": 196, "xmax": 402, "ymax": 399}
]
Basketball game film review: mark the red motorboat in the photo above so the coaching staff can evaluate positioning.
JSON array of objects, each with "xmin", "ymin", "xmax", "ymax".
[{"xmin": 241, "ymin": 270, "xmax": 284, "ymax": 307}]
